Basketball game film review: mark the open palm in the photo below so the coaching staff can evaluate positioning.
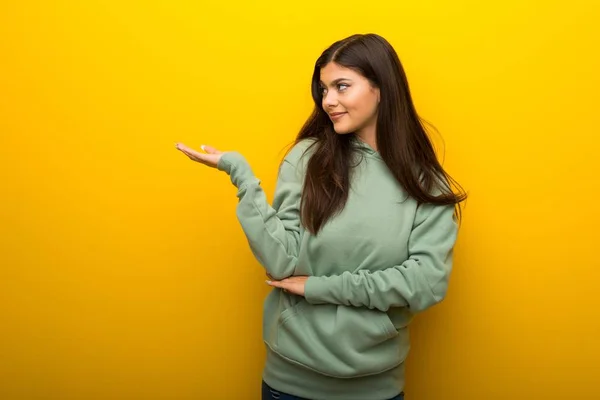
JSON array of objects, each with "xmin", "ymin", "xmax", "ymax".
[{"xmin": 175, "ymin": 143, "xmax": 223, "ymax": 168}]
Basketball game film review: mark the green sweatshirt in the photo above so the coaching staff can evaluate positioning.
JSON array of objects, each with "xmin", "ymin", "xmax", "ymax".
[{"xmin": 217, "ymin": 136, "xmax": 459, "ymax": 400}]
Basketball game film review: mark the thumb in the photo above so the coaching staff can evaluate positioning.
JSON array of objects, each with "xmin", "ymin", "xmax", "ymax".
[{"xmin": 201, "ymin": 144, "xmax": 222, "ymax": 155}]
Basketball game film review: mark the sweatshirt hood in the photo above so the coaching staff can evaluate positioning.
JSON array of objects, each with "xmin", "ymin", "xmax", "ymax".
[{"xmin": 351, "ymin": 135, "xmax": 382, "ymax": 160}]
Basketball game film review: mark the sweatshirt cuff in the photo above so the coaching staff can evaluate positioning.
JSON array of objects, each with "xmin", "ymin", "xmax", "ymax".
[
  {"xmin": 304, "ymin": 276, "xmax": 332, "ymax": 305},
  {"xmin": 217, "ymin": 151, "xmax": 256, "ymax": 189}
]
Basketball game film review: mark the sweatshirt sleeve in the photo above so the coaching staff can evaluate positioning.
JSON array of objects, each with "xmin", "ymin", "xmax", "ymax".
[
  {"xmin": 304, "ymin": 201, "xmax": 459, "ymax": 313},
  {"xmin": 216, "ymin": 142, "xmax": 311, "ymax": 280}
]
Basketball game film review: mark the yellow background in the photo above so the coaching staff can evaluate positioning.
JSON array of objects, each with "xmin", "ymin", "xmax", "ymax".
[{"xmin": 1, "ymin": 0, "xmax": 599, "ymax": 399}]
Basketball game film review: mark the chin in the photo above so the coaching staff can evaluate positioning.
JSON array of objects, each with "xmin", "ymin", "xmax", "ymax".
[{"xmin": 333, "ymin": 124, "xmax": 354, "ymax": 135}]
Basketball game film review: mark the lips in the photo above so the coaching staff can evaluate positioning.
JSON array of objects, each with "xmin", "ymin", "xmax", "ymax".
[{"xmin": 329, "ymin": 112, "xmax": 347, "ymax": 120}]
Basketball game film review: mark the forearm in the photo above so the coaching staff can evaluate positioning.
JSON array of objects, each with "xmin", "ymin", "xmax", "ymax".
[
  {"xmin": 304, "ymin": 203, "xmax": 458, "ymax": 313},
  {"xmin": 218, "ymin": 151, "xmax": 303, "ymax": 280}
]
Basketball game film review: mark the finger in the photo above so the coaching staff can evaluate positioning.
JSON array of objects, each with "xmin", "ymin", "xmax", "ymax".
[
  {"xmin": 201, "ymin": 145, "xmax": 222, "ymax": 155},
  {"xmin": 266, "ymin": 280, "xmax": 285, "ymax": 289},
  {"xmin": 268, "ymin": 282, "xmax": 288, "ymax": 293},
  {"xmin": 176, "ymin": 143, "xmax": 201, "ymax": 157},
  {"xmin": 184, "ymin": 151, "xmax": 206, "ymax": 163},
  {"xmin": 176, "ymin": 143, "xmax": 208, "ymax": 163}
]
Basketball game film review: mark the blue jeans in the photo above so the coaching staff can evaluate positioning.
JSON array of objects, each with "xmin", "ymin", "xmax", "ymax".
[{"xmin": 262, "ymin": 380, "xmax": 405, "ymax": 400}]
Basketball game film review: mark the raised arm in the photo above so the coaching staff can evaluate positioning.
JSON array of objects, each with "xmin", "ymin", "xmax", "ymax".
[{"xmin": 216, "ymin": 140, "xmax": 314, "ymax": 280}]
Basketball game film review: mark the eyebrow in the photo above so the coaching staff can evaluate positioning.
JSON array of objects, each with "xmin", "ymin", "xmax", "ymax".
[{"xmin": 319, "ymin": 78, "xmax": 352, "ymax": 87}]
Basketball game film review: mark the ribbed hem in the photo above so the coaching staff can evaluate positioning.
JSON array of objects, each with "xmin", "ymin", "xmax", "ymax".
[
  {"xmin": 304, "ymin": 275, "xmax": 331, "ymax": 305},
  {"xmin": 216, "ymin": 151, "xmax": 256, "ymax": 188},
  {"xmin": 262, "ymin": 347, "xmax": 405, "ymax": 400}
]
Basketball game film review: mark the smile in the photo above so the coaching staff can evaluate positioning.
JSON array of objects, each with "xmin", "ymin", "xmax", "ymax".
[{"xmin": 329, "ymin": 112, "xmax": 347, "ymax": 121}]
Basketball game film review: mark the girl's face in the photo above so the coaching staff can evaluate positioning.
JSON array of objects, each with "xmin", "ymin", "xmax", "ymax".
[{"xmin": 319, "ymin": 62, "xmax": 380, "ymax": 136}]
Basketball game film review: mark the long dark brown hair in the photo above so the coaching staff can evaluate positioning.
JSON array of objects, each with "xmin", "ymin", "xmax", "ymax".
[{"xmin": 288, "ymin": 33, "xmax": 467, "ymax": 235}]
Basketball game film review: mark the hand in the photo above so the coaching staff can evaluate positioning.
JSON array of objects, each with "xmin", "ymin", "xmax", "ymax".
[
  {"xmin": 266, "ymin": 276, "xmax": 309, "ymax": 296},
  {"xmin": 175, "ymin": 143, "xmax": 223, "ymax": 168}
]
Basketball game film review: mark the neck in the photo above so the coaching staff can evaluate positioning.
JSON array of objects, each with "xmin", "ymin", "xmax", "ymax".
[{"xmin": 355, "ymin": 124, "xmax": 377, "ymax": 151}]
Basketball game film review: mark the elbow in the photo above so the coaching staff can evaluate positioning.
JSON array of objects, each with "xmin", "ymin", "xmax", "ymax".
[
  {"xmin": 264, "ymin": 258, "xmax": 297, "ymax": 281},
  {"xmin": 409, "ymin": 295, "xmax": 444, "ymax": 313},
  {"xmin": 411, "ymin": 259, "xmax": 452, "ymax": 312},
  {"xmin": 267, "ymin": 270, "xmax": 293, "ymax": 281},
  {"xmin": 247, "ymin": 241, "xmax": 298, "ymax": 280},
  {"xmin": 410, "ymin": 283, "xmax": 448, "ymax": 313}
]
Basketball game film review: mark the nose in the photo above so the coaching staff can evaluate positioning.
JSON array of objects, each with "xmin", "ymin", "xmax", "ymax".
[{"xmin": 323, "ymin": 90, "xmax": 338, "ymax": 109}]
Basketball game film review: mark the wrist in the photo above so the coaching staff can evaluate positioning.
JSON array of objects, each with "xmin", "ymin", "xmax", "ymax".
[
  {"xmin": 217, "ymin": 152, "xmax": 256, "ymax": 188},
  {"xmin": 304, "ymin": 276, "xmax": 327, "ymax": 304}
]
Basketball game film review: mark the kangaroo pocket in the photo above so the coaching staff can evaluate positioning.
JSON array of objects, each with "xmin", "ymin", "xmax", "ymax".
[{"xmin": 270, "ymin": 300, "xmax": 409, "ymax": 378}]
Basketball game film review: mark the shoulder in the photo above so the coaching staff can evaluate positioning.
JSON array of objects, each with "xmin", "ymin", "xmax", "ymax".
[
  {"xmin": 275, "ymin": 138, "xmax": 319, "ymax": 181},
  {"xmin": 283, "ymin": 137, "xmax": 319, "ymax": 167}
]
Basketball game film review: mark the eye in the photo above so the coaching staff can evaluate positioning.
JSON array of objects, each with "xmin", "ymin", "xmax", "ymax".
[{"xmin": 338, "ymin": 83, "xmax": 349, "ymax": 91}]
